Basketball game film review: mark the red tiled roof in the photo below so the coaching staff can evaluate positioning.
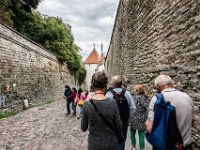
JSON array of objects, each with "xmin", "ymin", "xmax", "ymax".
[{"xmin": 84, "ymin": 48, "xmax": 101, "ymax": 64}]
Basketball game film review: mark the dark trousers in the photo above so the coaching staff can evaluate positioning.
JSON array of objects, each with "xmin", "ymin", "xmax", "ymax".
[
  {"xmin": 185, "ymin": 144, "xmax": 193, "ymax": 150},
  {"xmin": 119, "ymin": 121, "xmax": 129, "ymax": 150},
  {"xmin": 152, "ymin": 144, "xmax": 193, "ymax": 150},
  {"xmin": 66, "ymin": 100, "xmax": 71, "ymax": 114},
  {"xmin": 72, "ymin": 103, "xmax": 76, "ymax": 115}
]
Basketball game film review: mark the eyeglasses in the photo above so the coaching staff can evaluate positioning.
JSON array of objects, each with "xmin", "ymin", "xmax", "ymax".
[{"xmin": 153, "ymin": 84, "xmax": 162, "ymax": 93}]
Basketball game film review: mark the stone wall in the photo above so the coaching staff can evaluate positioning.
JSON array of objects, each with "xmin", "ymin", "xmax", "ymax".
[
  {"xmin": 105, "ymin": 0, "xmax": 200, "ymax": 148},
  {"xmin": 0, "ymin": 23, "xmax": 74, "ymax": 110}
]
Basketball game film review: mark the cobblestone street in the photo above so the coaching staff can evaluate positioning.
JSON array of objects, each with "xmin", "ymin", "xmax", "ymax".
[
  {"xmin": 0, "ymin": 99, "xmax": 152, "ymax": 150},
  {"xmin": 0, "ymin": 100, "xmax": 87, "ymax": 150},
  {"xmin": 0, "ymin": 0, "xmax": 200, "ymax": 149}
]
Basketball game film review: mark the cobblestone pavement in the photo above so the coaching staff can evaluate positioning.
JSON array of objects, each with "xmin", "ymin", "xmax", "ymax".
[
  {"xmin": 0, "ymin": 99, "xmax": 87, "ymax": 150},
  {"xmin": 0, "ymin": 99, "xmax": 152, "ymax": 150}
]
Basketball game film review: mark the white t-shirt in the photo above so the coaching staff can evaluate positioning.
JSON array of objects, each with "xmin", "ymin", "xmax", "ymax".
[{"xmin": 148, "ymin": 88, "xmax": 194, "ymax": 146}]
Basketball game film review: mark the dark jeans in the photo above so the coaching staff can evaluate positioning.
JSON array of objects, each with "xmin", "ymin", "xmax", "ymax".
[
  {"xmin": 152, "ymin": 144, "xmax": 193, "ymax": 150},
  {"xmin": 119, "ymin": 121, "xmax": 129, "ymax": 150},
  {"xmin": 66, "ymin": 100, "xmax": 71, "ymax": 114},
  {"xmin": 185, "ymin": 144, "xmax": 193, "ymax": 150},
  {"xmin": 72, "ymin": 103, "xmax": 76, "ymax": 115}
]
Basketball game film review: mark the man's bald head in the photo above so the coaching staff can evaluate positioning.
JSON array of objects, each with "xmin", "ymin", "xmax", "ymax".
[{"xmin": 154, "ymin": 75, "xmax": 174, "ymax": 91}]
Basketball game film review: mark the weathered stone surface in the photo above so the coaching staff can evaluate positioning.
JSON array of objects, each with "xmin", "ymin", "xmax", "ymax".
[
  {"xmin": 0, "ymin": 23, "xmax": 74, "ymax": 111},
  {"xmin": 0, "ymin": 99, "xmax": 153, "ymax": 150},
  {"xmin": 105, "ymin": 0, "xmax": 200, "ymax": 148},
  {"xmin": 0, "ymin": 100, "xmax": 87, "ymax": 150}
]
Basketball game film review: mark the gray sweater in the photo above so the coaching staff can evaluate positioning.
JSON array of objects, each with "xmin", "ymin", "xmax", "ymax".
[{"xmin": 81, "ymin": 97, "xmax": 122, "ymax": 150}]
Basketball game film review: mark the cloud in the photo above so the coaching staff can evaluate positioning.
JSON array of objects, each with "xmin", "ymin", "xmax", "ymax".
[
  {"xmin": 37, "ymin": 0, "xmax": 119, "ymax": 60},
  {"xmin": 99, "ymin": 16, "xmax": 115, "ymax": 27}
]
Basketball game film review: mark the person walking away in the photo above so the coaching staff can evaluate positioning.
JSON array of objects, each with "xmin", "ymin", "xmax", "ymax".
[
  {"xmin": 64, "ymin": 85, "xmax": 72, "ymax": 115},
  {"xmin": 71, "ymin": 87, "xmax": 78, "ymax": 116},
  {"xmin": 104, "ymin": 84, "xmax": 113, "ymax": 95},
  {"xmin": 129, "ymin": 84, "xmax": 150, "ymax": 150},
  {"xmin": 145, "ymin": 74, "xmax": 194, "ymax": 150},
  {"xmin": 84, "ymin": 90, "xmax": 91, "ymax": 101},
  {"xmin": 77, "ymin": 88, "xmax": 85, "ymax": 119},
  {"xmin": 81, "ymin": 71, "xmax": 122, "ymax": 150},
  {"xmin": 106, "ymin": 75, "xmax": 136, "ymax": 150}
]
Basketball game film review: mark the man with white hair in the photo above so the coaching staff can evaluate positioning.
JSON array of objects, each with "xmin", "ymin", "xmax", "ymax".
[
  {"xmin": 106, "ymin": 75, "xmax": 136, "ymax": 150},
  {"xmin": 146, "ymin": 74, "xmax": 194, "ymax": 149}
]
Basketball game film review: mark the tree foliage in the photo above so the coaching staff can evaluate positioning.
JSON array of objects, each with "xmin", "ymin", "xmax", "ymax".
[
  {"xmin": 0, "ymin": 0, "xmax": 86, "ymax": 85},
  {"xmin": 22, "ymin": 0, "xmax": 40, "ymax": 9},
  {"xmin": 0, "ymin": 0, "xmax": 13, "ymax": 26},
  {"xmin": 77, "ymin": 67, "xmax": 87, "ymax": 86}
]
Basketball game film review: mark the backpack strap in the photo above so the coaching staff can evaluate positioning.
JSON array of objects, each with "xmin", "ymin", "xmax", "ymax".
[
  {"xmin": 110, "ymin": 89, "xmax": 126, "ymax": 96},
  {"xmin": 155, "ymin": 93, "xmax": 164, "ymax": 99},
  {"xmin": 110, "ymin": 89, "xmax": 117, "ymax": 96},
  {"xmin": 120, "ymin": 89, "xmax": 126, "ymax": 96},
  {"xmin": 155, "ymin": 93, "xmax": 165, "ymax": 106}
]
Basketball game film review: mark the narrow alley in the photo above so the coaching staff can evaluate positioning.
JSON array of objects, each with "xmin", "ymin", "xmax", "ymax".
[{"xmin": 0, "ymin": 99, "xmax": 152, "ymax": 150}]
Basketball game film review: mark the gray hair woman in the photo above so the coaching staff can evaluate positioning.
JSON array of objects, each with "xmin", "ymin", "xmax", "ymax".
[{"xmin": 81, "ymin": 71, "xmax": 122, "ymax": 150}]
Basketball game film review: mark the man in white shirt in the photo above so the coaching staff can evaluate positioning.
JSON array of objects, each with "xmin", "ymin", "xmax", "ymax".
[{"xmin": 146, "ymin": 74, "xmax": 194, "ymax": 149}]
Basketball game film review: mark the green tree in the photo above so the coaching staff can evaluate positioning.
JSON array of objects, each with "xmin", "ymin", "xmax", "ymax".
[
  {"xmin": 32, "ymin": 14, "xmax": 87, "ymax": 84},
  {"xmin": 22, "ymin": 0, "xmax": 40, "ymax": 9},
  {"xmin": 76, "ymin": 67, "xmax": 87, "ymax": 86},
  {"xmin": 0, "ymin": 1, "xmax": 87, "ymax": 85},
  {"xmin": 0, "ymin": 0, "xmax": 13, "ymax": 26}
]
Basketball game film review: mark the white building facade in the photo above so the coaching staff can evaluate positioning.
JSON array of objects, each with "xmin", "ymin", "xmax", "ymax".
[{"xmin": 83, "ymin": 48, "xmax": 105, "ymax": 90}]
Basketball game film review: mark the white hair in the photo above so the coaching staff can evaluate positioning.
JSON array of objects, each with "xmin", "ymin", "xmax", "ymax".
[
  {"xmin": 111, "ymin": 75, "xmax": 123, "ymax": 87},
  {"xmin": 154, "ymin": 74, "xmax": 173, "ymax": 86}
]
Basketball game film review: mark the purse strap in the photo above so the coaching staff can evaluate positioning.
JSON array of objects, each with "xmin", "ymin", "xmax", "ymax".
[{"xmin": 89, "ymin": 100, "xmax": 119, "ymax": 136}]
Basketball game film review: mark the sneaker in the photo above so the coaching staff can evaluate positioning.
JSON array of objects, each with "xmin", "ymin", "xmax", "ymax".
[{"xmin": 130, "ymin": 148, "xmax": 137, "ymax": 150}]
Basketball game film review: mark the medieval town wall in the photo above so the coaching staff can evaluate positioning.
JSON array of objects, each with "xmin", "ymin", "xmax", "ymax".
[
  {"xmin": 105, "ymin": 0, "xmax": 200, "ymax": 148},
  {"xmin": 0, "ymin": 23, "xmax": 74, "ymax": 110}
]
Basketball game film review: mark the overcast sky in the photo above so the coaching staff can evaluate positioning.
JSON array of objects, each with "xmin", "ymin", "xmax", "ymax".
[{"xmin": 37, "ymin": 0, "xmax": 119, "ymax": 60}]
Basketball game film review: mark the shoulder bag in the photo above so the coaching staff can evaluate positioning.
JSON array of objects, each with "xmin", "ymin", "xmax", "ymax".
[{"xmin": 89, "ymin": 100, "xmax": 124, "ymax": 144}]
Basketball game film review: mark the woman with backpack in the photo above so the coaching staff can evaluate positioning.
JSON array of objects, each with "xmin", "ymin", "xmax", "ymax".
[
  {"xmin": 129, "ymin": 84, "xmax": 150, "ymax": 150},
  {"xmin": 77, "ymin": 88, "xmax": 85, "ymax": 119},
  {"xmin": 84, "ymin": 90, "xmax": 91, "ymax": 101}
]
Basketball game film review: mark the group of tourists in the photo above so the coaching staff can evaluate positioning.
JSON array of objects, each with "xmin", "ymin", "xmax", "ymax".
[
  {"xmin": 65, "ymin": 72, "xmax": 194, "ymax": 150},
  {"xmin": 64, "ymin": 85, "xmax": 90, "ymax": 119}
]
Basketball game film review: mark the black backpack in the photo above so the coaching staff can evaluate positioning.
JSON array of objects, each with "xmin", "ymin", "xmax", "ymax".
[{"xmin": 110, "ymin": 89, "xmax": 129, "ymax": 122}]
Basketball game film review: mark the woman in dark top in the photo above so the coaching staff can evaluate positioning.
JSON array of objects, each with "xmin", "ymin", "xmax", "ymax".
[
  {"xmin": 71, "ymin": 87, "xmax": 77, "ymax": 116},
  {"xmin": 64, "ymin": 85, "xmax": 72, "ymax": 115},
  {"xmin": 81, "ymin": 71, "xmax": 122, "ymax": 150}
]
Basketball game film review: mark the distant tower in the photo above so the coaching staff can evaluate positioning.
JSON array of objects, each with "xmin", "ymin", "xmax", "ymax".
[
  {"xmin": 101, "ymin": 44, "xmax": 103, "ymax": 58},
  {"xmin": 83, "ymin": 44, "xmax": 106, "ymax": 90},
  {"xmin": 83, "ymin": 46, "xmax": 101, "ymax": 90}
]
